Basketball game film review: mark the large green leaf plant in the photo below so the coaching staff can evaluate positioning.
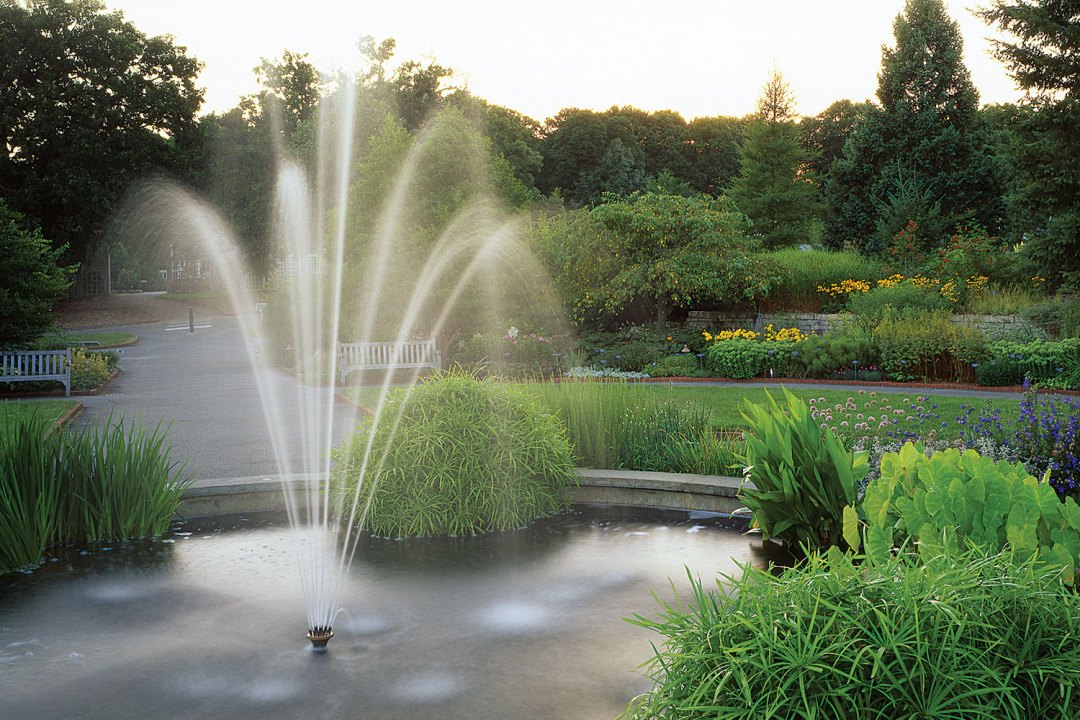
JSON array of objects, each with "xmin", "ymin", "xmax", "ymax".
[{"xmin": 737, "ymin": 387, "xmax": 867, "ymax": 554}]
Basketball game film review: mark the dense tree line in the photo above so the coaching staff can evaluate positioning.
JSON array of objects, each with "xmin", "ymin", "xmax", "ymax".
[{"xmin": 0, "ymin": 0, "xmax": 1076, "ymax": 344}]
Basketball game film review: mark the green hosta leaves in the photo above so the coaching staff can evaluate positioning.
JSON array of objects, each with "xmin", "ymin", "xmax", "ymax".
[{"xmin": 864, "ymin": 443, "xmax": 1080, "ymax": 584}]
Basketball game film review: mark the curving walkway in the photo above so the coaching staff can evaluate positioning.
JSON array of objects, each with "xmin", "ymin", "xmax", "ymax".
[{"xmin": 68, "ymin": 293, "xmax": 361, "ymax": 482}]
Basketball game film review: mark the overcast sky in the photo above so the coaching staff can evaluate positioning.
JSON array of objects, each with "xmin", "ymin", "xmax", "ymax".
[{"xmin": 104, "ymin": 0, "xmax": 1022, "ymax": 121}]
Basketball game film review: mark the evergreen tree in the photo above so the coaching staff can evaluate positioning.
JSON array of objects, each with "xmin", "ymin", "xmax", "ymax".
[
  {"xmin": 0, "ymin": 200, "xmax": 76, "ymax": 347},
  {"xmin": 824, "ymin": 0, "xmax": 1002, "ymax": 253},
  {"xmin": 729, "ymin": 70, "xmax": 820, "ymax": 248},
  {"xmin": 977, "ymin": 0, "xmax": 1080, "ymax": 290}
]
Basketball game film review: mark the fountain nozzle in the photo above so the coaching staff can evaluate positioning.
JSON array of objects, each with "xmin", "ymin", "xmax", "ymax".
[{"xmin": 307, "ymin": 626, "xmax": 334, "ymax": 649}]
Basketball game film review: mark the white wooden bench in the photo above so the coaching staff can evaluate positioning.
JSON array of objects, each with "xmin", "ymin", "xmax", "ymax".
[
  {"xmin": 0, "ymin": 349, "xmax": 71, "ymax": 397},
  {"xmin": 338, "ymin": 340, "xmax": 442, "ymax": 383}
]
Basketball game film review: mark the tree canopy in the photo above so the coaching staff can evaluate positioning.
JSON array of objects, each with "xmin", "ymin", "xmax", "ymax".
[
  {"xmin": 0, "ymin": 0, "xmax": 203, "ymax": 261},
  {"xmin": 824, "ymin": 0, "xmax": 1002, "ymax": 253},
  {"xmin": 977, "ymin": 0, "xmax": 1080, "ymax": 290},
  {"xmin": 545, "ymin": 193, "xmax": 772, "ymax": 327}
]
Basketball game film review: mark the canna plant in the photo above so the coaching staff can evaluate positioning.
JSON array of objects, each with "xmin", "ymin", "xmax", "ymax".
[
  {"xmin": 737, "ymin": 387, "xmax": 867, "ymax": 554},
  {"xmin": 860, "ymin": 443, "xmax": 1080, "ymax": 583}
]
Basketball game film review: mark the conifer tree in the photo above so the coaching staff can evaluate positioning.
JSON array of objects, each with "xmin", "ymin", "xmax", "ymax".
[
  {"xmin": 977, "ymin": 0, "xmax": 1080, "ymax": 290},
  {"xmin": 729, "ymin": 70, "xmax": 820, "ymax": 248},
  {"xmin": 824, "ymin": 0, "xmax": 1002, "ymax": 253}
]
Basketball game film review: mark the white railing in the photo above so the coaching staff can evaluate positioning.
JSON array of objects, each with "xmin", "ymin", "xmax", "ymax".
[
  {"xmin": 0, "ymin": 349, "xmax": 71, "ymax": 397},
  {"xmin": 337, "ymin": 340, "xmax": 441, "ymax": 383}
]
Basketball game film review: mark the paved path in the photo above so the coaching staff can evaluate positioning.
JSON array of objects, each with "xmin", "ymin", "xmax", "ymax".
[{"xmin": 70, "ymin": 295, "xmax": 361, "ymax": 481}]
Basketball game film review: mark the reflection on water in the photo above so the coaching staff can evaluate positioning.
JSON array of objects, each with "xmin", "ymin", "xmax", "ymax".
[{"xmin": 0, "ymin": 507, "xmax": 781, "ymax": 720}]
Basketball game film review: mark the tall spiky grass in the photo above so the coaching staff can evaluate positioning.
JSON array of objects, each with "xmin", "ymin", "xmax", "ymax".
[
  {"xmin": 762, "ymin": 248, "xmax": 885, "ymax": 311},
  {"xmin": 0, "ymin": 413, "xmax": 60, "ymax": 572},
  {"xmin": 528, "ymin": 380, "xmax": 742, "ymax": 475},
  {"xmin": 0, "ymin": 413, "xmax": 191, "ymax": 573},
  {"xmin": 623, "ymin": 547, "xmax": 1080, "ymax": 720}
]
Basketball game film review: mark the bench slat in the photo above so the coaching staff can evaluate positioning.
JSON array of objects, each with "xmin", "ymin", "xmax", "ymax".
[
  {"xmin": 338, "ymin": 340, "xmax": 441, "ymax": 382},
  {"xmin": 0, "ymin": 349, "xmax": 71, "ymax": 397}
]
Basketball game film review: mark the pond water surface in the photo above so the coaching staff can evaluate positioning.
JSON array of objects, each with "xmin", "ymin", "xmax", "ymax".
[{"xmin": 0, "ymin": 506, "xmax": 780, "ymax": 720}]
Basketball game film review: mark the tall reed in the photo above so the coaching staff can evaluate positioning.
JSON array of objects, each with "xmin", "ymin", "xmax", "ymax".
[
  {"xmin": 0, "ymin": 412, "xmax": 191, "ymax": 573},
  {"xmin": 528, "ymin": 380, "xmax": 742, "ymax": 475}
]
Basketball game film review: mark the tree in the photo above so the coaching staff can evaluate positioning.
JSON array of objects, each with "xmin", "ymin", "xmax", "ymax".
[
  {"xmin": 245, "ymin": 50, "xmax": 322, "ymax": 137},
  {"xmin": 977, "ymin": 0, "xmax": 1080, "ymax": 289},
  {"xmin": 683, "ymin": 115, "xmax": 744, "ymax": 194},
  {"xmin": 578, "ymin": 193, "xmax": 769, "ymax": 327},
  {"xmin": 801, "ymin": 100, "xmax": 873, "ymax": 182},
  {"xmin": 729, "ymin": 69, "xmax": 820, "ymax": 248},
  {"xmin": 0, "ymin": 0, "xmax": 203, "ymax": 261},
  {"xmin": 824, "ymin": 0, "xmax": 1002, "ymax": 253},
  {"xmin": 0, "ymin": 200, "xmax": 76, "ymax": 346}
]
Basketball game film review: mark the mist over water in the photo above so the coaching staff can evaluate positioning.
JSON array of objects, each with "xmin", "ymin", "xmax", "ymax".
[{"xmin": 108, "ymin": 82, "xmax": 566, "ymax": 635}]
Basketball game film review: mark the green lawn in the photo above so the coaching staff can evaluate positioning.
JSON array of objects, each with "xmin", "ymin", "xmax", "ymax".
[
  {"xmin": 72, "ymin": 331, "xmax": 138, "ymax": 347},
  {"xmin": 0, "ymin": 400, "xmax": 79, "ymax": 432},
  {"xmin": 341, "ymin": 382, "xmax": 1020, "ymax": 443}
]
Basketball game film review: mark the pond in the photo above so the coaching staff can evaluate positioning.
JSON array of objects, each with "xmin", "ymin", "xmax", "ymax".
[{"xmin": 1, "ymin": 506, "xmax": 781, "ymax": 720}]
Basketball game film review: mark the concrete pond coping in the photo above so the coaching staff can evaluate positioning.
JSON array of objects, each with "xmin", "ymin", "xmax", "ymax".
[{"xmin": 179, "ymin": 469, "xmax": 752, "ymax": 519}]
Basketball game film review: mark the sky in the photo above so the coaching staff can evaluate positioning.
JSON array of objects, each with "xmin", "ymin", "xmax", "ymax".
[{"xmin": 104, "ymin": 0, "xmax": 1023, "ymax": 122}]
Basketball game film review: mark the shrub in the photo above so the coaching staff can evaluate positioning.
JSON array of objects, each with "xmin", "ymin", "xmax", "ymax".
[
  {"xmin": 860, "ymin": 443, "xmax": 1080, "ymax": 583},
  {"xmin": 69, "ymin": 348, "xmax": 113, "ymax": 391},
  {"xmin": 791, "ymin": 331, "xmax": 879, "ymax": 379},
  {"xmin": 983, "ymin": 337, "xmax": 1080, "ymax": 386},
  {"xmin": 643, "ymin": 353, "xmax": 707, "ymax": 378},
  {"xmin": 624, "ymin": 548, "xmax": 1080, "ymax": 720},
  {"xmin": 333, "ymin": 371, "xmax": 578, "ymax": 537},
  {"xmin": 456, "ymin": 330, "xmax": 566, "ymax": 378},
  {"xmin": 873, "ymin": 310, "xmax": 987, "ymax": 381},
  {"xmin": 930, "ymin": 223, "xmax": 1007, "ymax": 283},
  {"xmin": 0, "ymin": 413, "xmax": 190, "ymax": 573},
  {"xmin": 704, "ymin": 339, "xmax": 766, "ymax": 379},
  {"xmin": 1020, "ymin": 296, "xmax": 1080, "ymax": 339},
  {"xmin": 584, "ymin": 325, "xmax": 705, "ymax": 372},
  {"xmin": 737, "ymin": 388, "xmax": 867, "ymax": 553},
  {"xmin": 975, "ymin": 354, "xmax": 1024, "ymax": 387}
]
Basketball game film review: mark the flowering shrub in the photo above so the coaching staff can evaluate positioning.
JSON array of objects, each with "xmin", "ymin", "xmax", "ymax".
[
  {"xmin": 761, "ymin": 323, "xmax": 807, "ymax": 342},
  {"xmin": 69, "ymin": 348, "xmax": 113, "ymax": 391},
  {"xmin": 456, "ymin": 330, "xmax": 564, "ymax": 378},
  {"xmin": 702, "ymin": 328, "xmax": 759, "ymax": 342},
  {"xmin": 930, "ymin": 224, "xmax": 1004, "ymax": 284},
  {"xmin": 816, "ymin": 278, "xmax": 871, "ymax": 299},
  {"xmin": 956, "ymin": 382, "xmax": 1080, "ymax": 499}
]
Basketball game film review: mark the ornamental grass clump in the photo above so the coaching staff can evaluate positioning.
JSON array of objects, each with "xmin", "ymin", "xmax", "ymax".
[
  {"xmin": 737, "ymin": 388, "xmax": 867, "ymax": 554},
  {"xmin": 529, "ymin": 379, "xmax": 740, "ymax": 475},
  {"xmin": 334, "ymin": 370, "xmax": 578, "ymax": 537},
  {"xmin": 622, "ymin": 547, "xmax": 1080, "ymax": 720},
  {"xmin": 0, "ymin": 413, "xmax": 190, "ymax": 574}
]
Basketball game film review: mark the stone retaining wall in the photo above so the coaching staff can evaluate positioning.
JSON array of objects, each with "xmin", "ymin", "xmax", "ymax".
[{"xmin": 687, "ymin": 310, "xmax": 1030, "ymax": 338}]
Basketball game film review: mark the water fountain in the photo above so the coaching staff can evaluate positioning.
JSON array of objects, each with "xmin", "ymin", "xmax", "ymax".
[
  {"xmin": 114, "ymin": 84, "xmax": 578, "ymax": 650},
  {"xmin": 1, "ymin": 83, "xmax": 778, "ymax": 718}
]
